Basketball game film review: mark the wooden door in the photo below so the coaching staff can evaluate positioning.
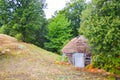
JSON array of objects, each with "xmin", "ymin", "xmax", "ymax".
[{"xmin": 73, "ymin": 53, "xmax": 85, "ymax": 68}]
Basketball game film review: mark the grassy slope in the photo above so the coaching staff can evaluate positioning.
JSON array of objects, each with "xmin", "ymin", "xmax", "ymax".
[{"xmin": 0, "ymin": 34, "xmax": 111, "ymax": 80}]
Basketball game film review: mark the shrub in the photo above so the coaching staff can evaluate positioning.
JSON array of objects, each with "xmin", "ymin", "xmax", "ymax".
[{"xmin": 92, "ymin": 54, "xmax": 120, "ymax": 76}]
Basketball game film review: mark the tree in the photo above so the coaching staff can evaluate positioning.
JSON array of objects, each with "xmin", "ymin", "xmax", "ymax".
[
  {"xmin": 79, "ymin": 0, "xmax": 120, "ymax": 75},
  {"xmin": 45, "ymin": 14, "xmax": 72, "ymax": 53},
  {"xmin": 0, "ymin": 0, "xmax": 13, "ymax": 26},
  {"xmin": 59, "ymin": 0, "xmax": 86, "ymax": 37},
  {"xmin": 0, "ymin": 0, "xmax": 47, "ymax": 47}
]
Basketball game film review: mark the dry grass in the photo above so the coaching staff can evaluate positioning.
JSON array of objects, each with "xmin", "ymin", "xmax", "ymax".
[
  {"xmin": 0, "ymin": 34, "xmax": 28, "ymax": 55},
  {"xmin": 0, "ymin": 34, "xmax": 113, "ymax": 80}
]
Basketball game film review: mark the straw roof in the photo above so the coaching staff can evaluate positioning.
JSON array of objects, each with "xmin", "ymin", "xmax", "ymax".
[{"xmin": 61, "ymin": 35, "xmax": 90, "ymax": 54}]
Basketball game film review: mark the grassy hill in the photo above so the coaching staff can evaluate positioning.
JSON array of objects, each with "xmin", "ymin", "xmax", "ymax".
[{"xmin": 0, "ymin": 34, "xmax": 112, "ymax": 80}]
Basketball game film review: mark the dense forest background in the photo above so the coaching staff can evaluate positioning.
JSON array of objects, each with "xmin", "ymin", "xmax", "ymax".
[{"xmin": 0, "ymin": 0, "xmax": 120, "ymax": 76}]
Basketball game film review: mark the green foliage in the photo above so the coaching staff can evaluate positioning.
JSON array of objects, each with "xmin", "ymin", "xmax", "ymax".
[
  {"xmin": 45, "ymin": 14, "xmax": 72, "ymax": 54},
  {"xmin": 0, "ymin": 0, "xmax": 11, "ymax": 25},
  {"xmin": 59, "ymin": 0, "xmax": 86, "ymax": 37},
  {"xmin": 15, "ymin": 33, "xmax": 22, "ymax": 40},
  {"xmin": 0, "ymin": 0, "xmax": 47, "ymax": 47},
  {"xmin": 44, "ymin": 0, "xmax": 86, "ymax": 54},
  {"xmin": 92, "ymin": 54, "xmax": 120, "ymax": 75},
  {"xmin": 79, "ymin": 0, "xmax": 120, "ymax": 75},
  {"xmin": 57, "ymin": 56, "xmax": 68, "ymax": 62}
]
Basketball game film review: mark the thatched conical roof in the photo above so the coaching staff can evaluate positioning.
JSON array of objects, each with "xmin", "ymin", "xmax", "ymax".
[{"xmin": 61, "ymin": 35, "xmax": 90, "ymax": 54}]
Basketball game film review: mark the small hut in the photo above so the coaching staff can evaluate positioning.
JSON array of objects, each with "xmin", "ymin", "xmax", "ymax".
[{"xmin": 61, "ymin": 35, "xmax": 91, "ymax": 68}]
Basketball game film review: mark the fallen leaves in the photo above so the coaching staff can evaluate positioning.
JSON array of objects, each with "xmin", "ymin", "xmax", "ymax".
[
  {"xmin": 85, "ymin": 64, "xmax": 111, "ymax": 76},
  {"xmin": 54, "ymin": 61, "xmax": 70, "ymax": 66}
]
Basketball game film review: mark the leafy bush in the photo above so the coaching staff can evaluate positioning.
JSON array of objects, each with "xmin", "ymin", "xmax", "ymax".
[
  {"xmin": 92, "ymin": 54, "xmax": 120, "ymax": 75},
  {"xmin": 79, "ymin": 0, "xmax": 120, "ymax": 75},
  {"xmin": 15, "ymin": 33, "xmax": 23, "ymax": 41}
]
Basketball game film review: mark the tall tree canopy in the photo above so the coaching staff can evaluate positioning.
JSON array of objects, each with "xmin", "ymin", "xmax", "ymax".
[
  {"xmin": 45, "ymin": 13, "xmax": 72, "ymax": 53},
  {"xmin": 0, "ymin": 0, "xmax": 47, "ymax": 47},
  {"xmin": 59, "ymin": 0, "xmax": 86, "ymax": 37},
  {"xmin": 44, "ymin": 0, "xmax": 86, "ymax": 53},
  {"xmin": 79, "ymin": 0, "xmax": 120, "ymax": 75}
]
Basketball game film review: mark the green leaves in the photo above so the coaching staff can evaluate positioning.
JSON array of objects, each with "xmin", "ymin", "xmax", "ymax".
[
  {"xmin": 92, "ymin": 54, "xmax": 120, "ymax": 75},
  {"xmin": 0, "ymin": 0, "xmax": 47, "ymax": 47},
  {"xmin": 45, "ymin": 14, "xmax": 72, "ymax": 53},
  {"xmin": 79, "ymin": 0, "xmax": 120, "ymax": 75},
  {"xmin": 59, "ymin": 0, "xmax": 86, "ymax": 37}
]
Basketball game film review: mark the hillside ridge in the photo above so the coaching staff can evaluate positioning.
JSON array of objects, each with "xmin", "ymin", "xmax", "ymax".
[{"xmin": 0, "ymin": 34, "xmax": 109, "ymax": 80}]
